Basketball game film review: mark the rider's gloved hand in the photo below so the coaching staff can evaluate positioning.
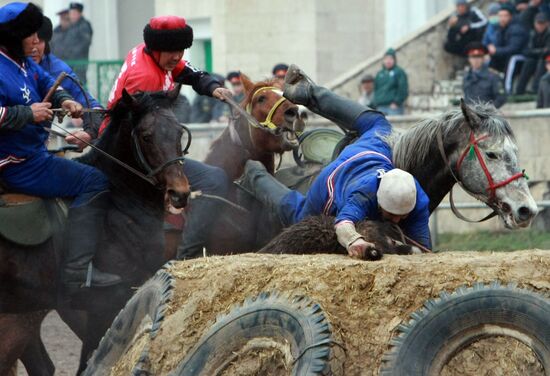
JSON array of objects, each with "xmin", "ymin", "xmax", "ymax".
[{"xmin": 348, "ymin": 238, "xmax": 381, "ymax": 260}]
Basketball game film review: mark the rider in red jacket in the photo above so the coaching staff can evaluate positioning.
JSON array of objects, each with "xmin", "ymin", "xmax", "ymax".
[{"xmin": 102, "ymin": 16, "xmax": 232, "ymax": 260}]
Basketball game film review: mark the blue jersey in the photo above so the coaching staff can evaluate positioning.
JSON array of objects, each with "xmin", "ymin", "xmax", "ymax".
[
  {"xmin": 280, "ymin": 111, "xmax": 432, "ymax": 249},
  {"xmin": 40, "ymin": 53, "xmax": 101, "ymax": 109},
  {"xmin": 0, "ymin": 50, "xmax": 55, "ymax": 162}
]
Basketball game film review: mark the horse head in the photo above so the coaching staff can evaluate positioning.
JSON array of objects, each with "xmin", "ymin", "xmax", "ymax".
[
  {"xmin": 240, "ymin": 74, "xmax": 306, "ymax": 153},
  {"xmin": 106, "ymin": 85, "xmax": 191, "ymax": 214},
  {"xmin": 453, "ymin": 100, "xmax": 538, "ymax": 228}
]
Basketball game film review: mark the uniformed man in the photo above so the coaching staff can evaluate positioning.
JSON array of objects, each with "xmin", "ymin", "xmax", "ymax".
[{"xmin": 463, "ymin": 41, "xmax": 507, "ymax": 108}]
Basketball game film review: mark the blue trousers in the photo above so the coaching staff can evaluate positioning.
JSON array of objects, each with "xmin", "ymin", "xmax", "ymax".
[{"xmin": 0, "ymin": 151, "xmax": 109, "ymax": 207}]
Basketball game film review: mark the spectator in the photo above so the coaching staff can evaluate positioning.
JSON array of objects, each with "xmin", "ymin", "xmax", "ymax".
[
  {"xmin": 463, "ymin": 42, "xmax": 507, "ymax": 108},
  {"xmin": 227, "ymin": 71, "xmax": 245, "ymax": 103},
  {"xmin": 358, "ymin": 74, "xmax": 375, "ymax": 107},
  {"xmin": 516, "ymin": 12, "xmax": 550, "ymax": 94},
  {"xmin": 488, "ymin": 4, "xmax": 529, "ymax": 72},
  {"xmin": 372, "ymin": 48, "xmax": 408, "ymax": 115},
  {"xmin": 272, "ymin": 63, "xmax": 288, "ymax": 88},
  {"xmin": 190, "ymin": 73, "xmax": 231, "ymax": 123},
  {"xmin": 536, "ymin": 51, "xmax": 550, "ymax": 106},
  {"xmin": 64, "ymin": 2, "xmax": 92, "ymax": 83},
  {"xmin": 444, "ymin": 0, "xmax": 487, "ymax": 56},
  {"xmin": 516, "ymin": 0, "xmax": 530, "ymax": 13},
  {"xmin": 519, "ymin": 0, "xmax": 550, "ymax": 29},
  {"xmin": 50, "ymin": 8, "xmax": 70, "ymax": 60},
  {"xmin": 483, "ymin": 3, "xmax": 502, "ymax": 47}
]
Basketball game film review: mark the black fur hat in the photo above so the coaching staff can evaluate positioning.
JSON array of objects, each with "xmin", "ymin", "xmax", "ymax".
[
  {"xmin": 0, "ymin": 2, "xmax": 43, "ymax": 41},
  {"xmin": 143, "ymin": 16, "xmax": 193, "ymax": 51},
  {"xmin": 37, "ymin": 15, "xmax": 52, "ymax": 42}
]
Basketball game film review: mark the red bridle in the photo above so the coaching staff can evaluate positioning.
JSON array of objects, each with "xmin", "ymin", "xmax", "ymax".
[{"xmin": 456, "ymin": 131, "xmax": 527, "ymax": 201}]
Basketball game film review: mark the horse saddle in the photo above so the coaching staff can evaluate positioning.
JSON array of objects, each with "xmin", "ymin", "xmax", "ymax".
[
  {"xmin": 0, "ymin": 193, "xmax": 68, "ymax": 246},
  {"xmin": 276, "ymin": 128, "xmax": 354, "ymax": 193}
]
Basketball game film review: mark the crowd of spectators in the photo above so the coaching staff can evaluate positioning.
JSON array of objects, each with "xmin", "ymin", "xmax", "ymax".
[{"xmin": 445, "ymin": 0, "xmax": 550, "ymax": 109}]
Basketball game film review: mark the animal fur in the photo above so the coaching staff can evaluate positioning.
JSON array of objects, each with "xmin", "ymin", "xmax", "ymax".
[{"xmin": 259, "ymin": 215, "xmax": 413, "ymax": 260}]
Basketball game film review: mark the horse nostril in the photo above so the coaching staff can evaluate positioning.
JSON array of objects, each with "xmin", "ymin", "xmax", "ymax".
[
  {"xmin": 285, "ymin": 108, "xmax": 298, "ymax": 119},
  {"xmin": 168, "ymin": 189, "xmax": 189, "ymax": 206},
  {"xmin": 501, "ymin": 202, "xmax": 512, "ymax": 213},
  {"xmin": 518, "ymin": 206, "xmax": 533, "ymax": 221}
]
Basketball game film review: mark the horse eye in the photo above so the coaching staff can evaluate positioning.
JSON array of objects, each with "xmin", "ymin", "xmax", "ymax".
[
  {"xmin": 257, "ymin": 95, "xmax": 266, "ymax": 103},
  {"xmin": 485, "ymin": 152, "xmax": 498, "ymax": 160},
  {"xmin": 142, "ymin": 134, "xmax": 153, "ymax": 143}
]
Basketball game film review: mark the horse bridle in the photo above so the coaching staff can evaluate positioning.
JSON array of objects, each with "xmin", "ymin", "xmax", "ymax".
[
  {"xmin": 437, "ymin": 129, "xmax": 527, "ymax": 222},
  {"xmin": 130, "ymin": 123, "xmax": 192, "ymax": 188}
]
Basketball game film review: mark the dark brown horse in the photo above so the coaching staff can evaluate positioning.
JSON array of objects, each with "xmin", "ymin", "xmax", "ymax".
[{"xmin": 0, "ymin": 86, "xmax": 190, "ymax": 375}]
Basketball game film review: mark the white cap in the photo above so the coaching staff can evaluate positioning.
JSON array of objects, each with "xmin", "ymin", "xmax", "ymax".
[{"xmin": 377, "ymin": 169, "xmax": 417, "ymax": 215}]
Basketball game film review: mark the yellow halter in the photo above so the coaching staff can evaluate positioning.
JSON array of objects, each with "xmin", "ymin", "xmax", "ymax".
[{"xmin": 245, "ymin": 86, "xmax": 288, "ymax": 132}]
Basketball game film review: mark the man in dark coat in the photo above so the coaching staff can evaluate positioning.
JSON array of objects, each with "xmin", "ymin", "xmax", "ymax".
[
  {"xmin": 519, "ymin": 0, "xmax": 550, "ymax": 30},
  {"xmin": 64, "ymin": 2, "xmax": 92, "ymax": 83},
  {"xmin": 536, "ymin": 51, "xmax": 550, "ymax": 107},
  {"xmin": 50, "ymin": 8, "xmax": 70, "ymax": 60},
  {"xmin": 516, "ymin": 12, "xmax": 550, "ymax": 94},
  {"xmin": 488, "ymin": 4, "xmax": 529, "ymax": 72},
  {"xmin": 463, "ymin": 42, "xmax": 507, "ymax": 108},
  {"xmin": 444, "ymin": 0, "xmax": 488, "ymax": 56}
]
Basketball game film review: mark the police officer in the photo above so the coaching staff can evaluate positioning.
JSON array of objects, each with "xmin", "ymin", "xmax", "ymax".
[{"xmin": 463, "ymin": 41, "xmax": 507, "ymax": 108}]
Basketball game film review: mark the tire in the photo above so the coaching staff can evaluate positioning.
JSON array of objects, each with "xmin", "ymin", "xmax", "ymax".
[
  {"xmin": 380, "ymin": 281, "xmax": 550, "ymax": 376},
  {"xmin": 171, "ymin": 292, "xmax": 333, "ymax": 376},
  {"xmin": 82, "ymin": 268, "xmax": 175, "ymax": 376}
]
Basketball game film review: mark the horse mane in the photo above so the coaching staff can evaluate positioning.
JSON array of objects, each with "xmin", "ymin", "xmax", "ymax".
[
  {"xmin": 241, "ymin": 78, "xmax": 280, "ymax": 107},
  {"xmin": 387, "ymin": 102, "xmax": 515, "ymax": 171}
]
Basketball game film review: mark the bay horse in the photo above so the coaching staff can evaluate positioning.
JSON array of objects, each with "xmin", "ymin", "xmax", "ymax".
[{"xmin": 0, "ymin": 85, "xmax": 191, "ymax": 375}]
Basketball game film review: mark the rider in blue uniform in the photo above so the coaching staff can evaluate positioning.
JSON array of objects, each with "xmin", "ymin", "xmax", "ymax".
[
  {"xmin": 33, "ymin": 15, "xmax": 103, "ymax": 146},
  {"xmin": 242, "ymin": 64, "xmax": 431, "ymax": 258},
  {"xmin": 0, "ymin": 2, "xmax": 120, "ymax": 293}
]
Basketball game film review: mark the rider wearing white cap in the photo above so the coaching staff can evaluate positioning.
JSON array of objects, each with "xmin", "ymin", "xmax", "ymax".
[{"xmin": 242, "ymin": 65, "xmax": 431, "ymax": 259}]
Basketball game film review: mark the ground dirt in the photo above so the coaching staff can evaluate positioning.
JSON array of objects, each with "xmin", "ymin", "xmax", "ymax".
[{"xmin": 108, "ymin": 250, "xmax": 550, "ymax": 375}]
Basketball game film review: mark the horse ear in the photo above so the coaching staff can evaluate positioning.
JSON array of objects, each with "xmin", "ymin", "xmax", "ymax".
[
  {"xmin": 240, "ymin": 73, "xmax": 254, "ymax": 92},
  {"xmin": 460, "ymin": 98, "xmax": 481, "ymax": 130},
  {"xmin": 167, "ymin": 83, "xmax": 182, "ymax": 102},
  {"xmin": 121, "ymin": 89, "xmax": 138, "ymax": 109}
]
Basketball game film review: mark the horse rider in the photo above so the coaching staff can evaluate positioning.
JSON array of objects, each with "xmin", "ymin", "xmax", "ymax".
[
  {"xmin": 29, "ymin": 15, "xmax": 103, "ymax": 150},
  {"xmin": 242, "ymin": 65, "xmax": 432, "ymax": 258},
  {"xmin": 100, "ymin": 15, "xmax": 233, "ymax": 260},
  {"xmin": 0, "ymin": 2, "xmax": 121, "ymax": 294}
]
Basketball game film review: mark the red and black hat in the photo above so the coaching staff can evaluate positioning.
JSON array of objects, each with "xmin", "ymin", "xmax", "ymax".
[
  {"xmin": 143, "ymin": 16, "xmax": 193, "ymax": 52},
  {"xmin": 465, "ymin": 41, "xmax": 487, "ymax": 57}
]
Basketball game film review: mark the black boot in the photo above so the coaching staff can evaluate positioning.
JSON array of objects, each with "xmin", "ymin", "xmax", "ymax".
[
  {"xmin": 239, "ymin": 160, "xmax": 291, "ymax": 219},
  {"xmin": 283, "ymin": 64, "xmax": 373, "ymax": 130},
  {"xmin": 62, "ymin": 192, "xmax": 121, "ymax": 293}
]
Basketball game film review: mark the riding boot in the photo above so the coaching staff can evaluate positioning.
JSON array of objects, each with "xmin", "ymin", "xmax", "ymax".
[
  {"xmin": 283, "ymin": 64, "xmax": 373, "ymax": 130},
  {"xmin": 61, "ymin": 192, "xmax": 121, "ymax": 293},
  {"xmin": 239, "ymin": 160, "xmax": 291, "ymax": 222}
]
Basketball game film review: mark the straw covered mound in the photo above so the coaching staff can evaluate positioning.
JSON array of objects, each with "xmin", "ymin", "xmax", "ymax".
[{"xmin": 111, "ymin": 251, "xmax": 550, "ymax": 375}]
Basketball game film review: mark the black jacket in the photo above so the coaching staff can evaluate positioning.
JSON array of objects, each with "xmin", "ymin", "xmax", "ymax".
[
  {"xmin": 494, "ymin": 20, "xmax": 529, "ymax": 58},
  {"xmin": 463, "ymin": 65, "xmax": 507, "ymax": 108},
  {"xmin": 174, "ymin": 62, "xmax": 221, "ymax": 97},
  {"xmin": 523, "ymin": 28, "xmax": 550, "ymax": 58}
]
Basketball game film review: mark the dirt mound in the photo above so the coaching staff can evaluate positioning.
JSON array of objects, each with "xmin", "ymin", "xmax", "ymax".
[{"xmin": 111, "ymin": 250, "xmax": 550, "ymax": 375}]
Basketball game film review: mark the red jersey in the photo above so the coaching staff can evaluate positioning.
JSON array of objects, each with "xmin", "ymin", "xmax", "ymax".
[{"xmin": 99, "ymin": 43, "xmax": 185, "ymax": 135}]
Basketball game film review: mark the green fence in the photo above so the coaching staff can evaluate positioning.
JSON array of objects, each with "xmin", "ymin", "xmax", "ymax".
[{"xmin": 65, "ymin": 59, "xmax": 124, "ymax": 106}]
